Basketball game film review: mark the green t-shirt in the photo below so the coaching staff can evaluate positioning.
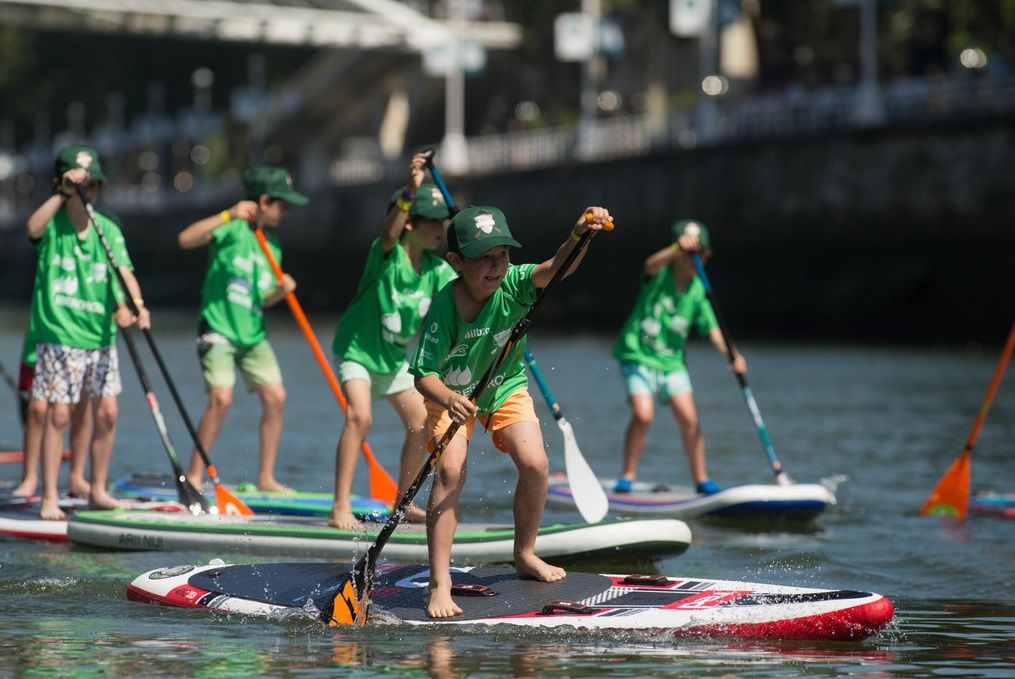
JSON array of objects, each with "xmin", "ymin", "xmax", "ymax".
[
  {"xmin": 29, "ymin": 209, "xmax": 132, "ymax": 350},
  {"xmin": 613, "ymin": 265, "xmax": 718, "ymax": 371},
  {"xmin": 411, "ymin": 263, "xmax": 537, "ymax": 416},
  {"xmin": 198, "ymin": 219, "xmax": 281, "ymax": 348},
  {"xmin": 20, "ymin": 315, "xmax": 38, "ymax": 366},
  {"xmin": 332, "ymin": 238, "xmax": 456, "ymax": 375}
]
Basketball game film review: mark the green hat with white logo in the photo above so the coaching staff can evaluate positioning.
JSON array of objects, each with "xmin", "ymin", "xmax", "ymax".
[
  {"xmin": 388, "ymin": 183, "xmax": 451, "ymax": 220},
  {"xmin": 448, "ymin": 206, "xmax": 521, "ymax": 257},
  {"xmin": 243, "ymin": 166, "xmax": 309, "ymax": 205},
  {"xmin": 54, "ymin": 145, "xmax": 107, "ymax": 182},
  {"xmin": 672, "ymin": 219, "xmax": 711, "ymax": 253}
]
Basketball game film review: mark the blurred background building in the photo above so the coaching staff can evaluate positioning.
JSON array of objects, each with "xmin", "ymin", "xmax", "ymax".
[{"xmin": 1, "ymin": 0, "xmax": 1012, "ymax": 341}]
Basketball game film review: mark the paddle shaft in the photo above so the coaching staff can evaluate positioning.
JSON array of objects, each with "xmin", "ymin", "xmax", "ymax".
[
  {"xmin": 689, "ymin": 253, "xmax": 787, "ymax": 480},
  {"xmin": 330, "ymin": 229, "xmax": 598, "ymax": 620},
  {"xmin": 250, "ymin": 227, "xmax": 398, "ymax": 504},
  {"xmin": 523, "ymin": 347, "xmax": 564, "ymax": 420},
  {"xmin": 960, "ymin": 320, "xmax": 1015, "ymax": 455},
  {"xmin": 421, "ymin": 149, "xmax": 459, "ymax": 215},
  {"xmin": 73, "ymin": 188, "xmax": 208, "ymax": 514}
]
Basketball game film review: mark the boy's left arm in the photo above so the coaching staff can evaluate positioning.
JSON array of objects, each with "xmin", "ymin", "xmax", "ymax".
[
  {"xmin": 116, "ymin": 267, "xmax": 151, "ymax": 330},
  {"xmin": 531, "ymin": 206, "xmax": 612, "ymax": 288},
  {"xmin": 708, "ymin": 327, "xmax": 746, "ymax": 374}
]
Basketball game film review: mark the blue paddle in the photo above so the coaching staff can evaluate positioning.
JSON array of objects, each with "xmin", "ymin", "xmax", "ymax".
[
  {"xmin": 689, "ymin": 252, "xmax": 792, "ymax": 486},
  {"xmin": 524, "ymin": 347, "xmax": 609, "ymax": 523}
]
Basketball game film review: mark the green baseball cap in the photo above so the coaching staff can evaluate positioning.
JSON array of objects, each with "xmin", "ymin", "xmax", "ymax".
[
  {"xmin": 54, "ymin": 145, "xmax": 107, "ymax": 183},
  {"xmin": 672, "ymin": 219, "xmax": 711, "ymax": 253},
  {"xmin": 387, "ymin": 183, "xmax": 451, "ymax": 220},
  {"xmin": 243, "ymin": 166, "xmax": 308, "ymax": 205},
  {"xmin": 448, "ymin": 206, "xmax": 521, "ymax": 257}
]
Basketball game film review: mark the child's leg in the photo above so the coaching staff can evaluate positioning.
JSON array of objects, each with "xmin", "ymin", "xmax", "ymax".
[
  {"xmin": 187, "ymin": 386, "xmax": 232, "ymax": 487},
  {"xmin": 385, "ymin": 386, "xmax": 429, "ymax": 523},
  {"xmin": 620, "ymin": 393, "xmax": 655, "ymax": 481},
  {"xmin": 67, "ymin": 398, "xmax": 93, "ymax": 497},
  {"xmin": 426, "ymin": 434, "xmax": 469, "ymax": 618},
  {"xmin": 12, "ymin": 398, "xmax": 47, "ymax": 497},
  {"xmin": 253, "ymin": 381, "xmax": 289, "ymax": 493},
  {"xmin": 39, "ymin": 402, "xmax": 70, "ymax": 520},
  {"xmin": 330, "ymin": 378, "xmax": 372, "ymax": 530},
  {"xmin": 89, "ymin": 395, "xmax": 129, "ymax": 509},
  {"xmin": 669, "ymin": 393, "xmax": 707, "ymax": 484},
  {"xmin": 497, "ymin": 421, "xmax": 566, "ymax": 583}
]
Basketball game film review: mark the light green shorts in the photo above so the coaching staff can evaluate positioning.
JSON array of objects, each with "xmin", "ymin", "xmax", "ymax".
[
  {"xmin": 621, "ymin": 361, "xmax": 692, "ymax": 403},
  {"xmin": 336, "ymin": 358, "xmax": 415, "ymax": 401},
  {"xmin": 198, "ymin": 335, "xmax": 282, "ymax": 391}
]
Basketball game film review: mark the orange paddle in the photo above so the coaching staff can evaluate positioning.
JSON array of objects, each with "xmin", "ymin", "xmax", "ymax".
[
  {"xmin": 252, "ymin": 228, "xmax": 398, "ymax": 505},
  {"xmin": 921, "ymin": 320, "xmax": 1015, "ymax": 519}
]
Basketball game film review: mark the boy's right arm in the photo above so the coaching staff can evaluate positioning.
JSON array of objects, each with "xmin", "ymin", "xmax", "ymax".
[
  {"xmin": 380, "ymin": 152, "xmax": 428, "ymax": 252},
  {"xmin": 26, "ymin": 167, "xmax": 88, "ymax": 239},
  {"xmin": 415, "ymin": 374, "xmax": 478, "ymax": 424},
  {"xmin": 178, "ymin": 200, "xmax": 257, "ymax": 249}
]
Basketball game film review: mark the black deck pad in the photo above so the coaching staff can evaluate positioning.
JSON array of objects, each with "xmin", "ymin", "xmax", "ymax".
[{"xmin": 190, "ymin": 563, "xmax": 616, "ymax": 622}]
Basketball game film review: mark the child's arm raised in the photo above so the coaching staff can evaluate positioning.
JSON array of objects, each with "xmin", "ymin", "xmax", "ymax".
[
  {"xmin": 27, "ymin": 168, "xmax": 88, "ymax": 239},
  {"xmin": 531, "ymin": 206, "xmax": 612, "ymax": 288},
  {"xmin": 415, "ymin": 374, "xmax": 478, "ymax": 425},
  {"xmin": 177, "ymin": 200, "xmax": 257, "ymax": 249},
  {"xmin": 380, "ymin": 152, "xmax": 428, "ymax": 252}
]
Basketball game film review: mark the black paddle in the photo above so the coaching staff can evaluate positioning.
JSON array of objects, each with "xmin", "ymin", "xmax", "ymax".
[
  {"xmin": 74, "ymin": 185, "xmax": 252, "ymax": 515},
  {"xmin": 318, "ymin": 214, "xmax": 610, "ymax": 626}
]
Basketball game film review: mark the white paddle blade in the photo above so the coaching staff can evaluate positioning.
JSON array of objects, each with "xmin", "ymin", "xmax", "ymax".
[
  {"xmin": 558, "ymin": 418, "xmax": 609, "ymax": 523},
  {"xmin": 775, "ymin": 471, "xmax": 794, "ymax": 486}
]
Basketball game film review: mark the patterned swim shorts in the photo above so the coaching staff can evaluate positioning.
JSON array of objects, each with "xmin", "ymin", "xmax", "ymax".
[{"xmin": 31, "ymin": 342, "xmax": 121, "ymax": 404}]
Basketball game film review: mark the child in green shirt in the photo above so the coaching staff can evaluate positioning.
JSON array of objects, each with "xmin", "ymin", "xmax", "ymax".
[
  {"xmin": 26, "ymin": 145, "xmax": 150, "ymax": 520},
  {"xmin": 410, "ymin": 204, "xmax": 612, "ymax": 618},
  {"xmin": 613, "ymin": 220, "xmax": 746, "ymax": 495},
  {"xmin": 329, "ymin": 152, "xmax": 456, "ymax": 529},
  {"xmin": 177, "ymin": 166, "xmax": 307, "ymax": 493}
]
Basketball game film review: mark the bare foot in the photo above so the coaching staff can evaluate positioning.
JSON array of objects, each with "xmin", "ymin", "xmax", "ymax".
[
  {"xmin": 515, "ymin": 552, "xmax": 566, "ymax": 583},
  {"xmin": 89, "ymin": 491, "xmax": 133, "ymax": 510},
  {"xmin": 186, "ymin": 476, "xmax": 205, "ymax": 493},
  {"xmin": 426, "ymin": 581, "xmax": 464, "ymax": 618},
  {"xmin": 257, "ymin": 479, "xmax": 295, "ymax": 494},
  {"xmin": 68, "ymin": 475, "xmax": 91, "ymax": 498},
  {"xmin": 402, "ymin": 504, "xmax": 427, "ymax": 523},
  {"xmin": 328, "ymin": 509, "xmax": 364, "ymax": 531},
  {"xmin": 39, "ymin": 498, "xmax": 66, "ymax": 521},
  {"xmin": 11, "ymin": 479, "xmax": 39, "ymax": 498}
]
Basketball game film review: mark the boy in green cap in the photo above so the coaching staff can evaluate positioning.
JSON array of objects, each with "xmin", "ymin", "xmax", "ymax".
[
  {"xmin": 410, "ymin": 203, "xmax": 613, "ymax": 618},
  {"xmin": 329, "ymin": 152, "xmax": 456, "ymax": 529},
  {"xmin": 26, "ymin": 145, "xmax": 150, "ymax": 520},
  {"xmin": 177, "ymin": 166, "xmax": 308, "ymax": 493},
  {"xmin": 613, "ymin": 219, "xmax": 746, "ymax": 495}
]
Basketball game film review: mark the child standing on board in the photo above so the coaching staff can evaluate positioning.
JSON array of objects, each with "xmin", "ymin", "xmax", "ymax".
[
  {"xmin": 177, "ymin": 166, "xmax": 307, "ymax": 493},
  {"xmin": 410, "ymin": 204, "xmax": 612, "ymax": 618},
  {"xmin": 613, "ymin": 220, "xmax": 745, "ymax": 495},
  {"xmin": 329, "ymin": 152, "xmax": 456, "ymax": 529},
  {"xmin": 26, "ymin": 145, "xmax": 150, "ymax": 520}
]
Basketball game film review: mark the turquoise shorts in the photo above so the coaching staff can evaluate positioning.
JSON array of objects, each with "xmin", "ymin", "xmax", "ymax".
[
  {"xmin": 336, "ymin": 358, "xmax": 415, "ymax": 401},
  {"xmin": 198, "ymin": 334, "xmax": 282, "ymax": 391},
  {"xmin": 620, "ymin": 361, "xmax": 692, "ymax": 403}
]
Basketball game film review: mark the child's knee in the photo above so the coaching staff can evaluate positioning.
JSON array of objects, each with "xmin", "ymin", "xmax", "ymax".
[
  {"xmin": 208, "ymin": 389, "xmax": 233, "ymax": 413},
  {"xmin": 261, "ymin": 384, "xmax": 286, "ymax": 410},
  {"xmin": 94, "ymin": 399, "xmax": 119, "ymax": 430}
]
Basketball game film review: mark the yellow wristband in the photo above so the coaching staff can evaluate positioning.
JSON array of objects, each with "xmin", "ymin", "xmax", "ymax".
[
  {"xmin": 672, "ymin": 242, "xmax": 681, "ymax": 253},
  {"xmin": 133, "ymin": 297, "xmax": 144, "ymax": 308},
  {"xmin": 395, "ymin": 197, "xmax": 413, "ymax": 212},
  {"xmin": 569, "ymin": 230, "xmax": 582, "ymax": 243},
  {"xmin": 219, "ymin": 210, "xmax": 231, "ymax": 224}
]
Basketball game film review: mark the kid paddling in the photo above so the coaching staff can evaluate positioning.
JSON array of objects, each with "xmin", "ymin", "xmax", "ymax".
[
  {"xmin": 613, "ymin": 220, "xmax": 746, "ymax": 495},
  {"xmin": 410, "ymin": 204, "xmax": 613, "ymax": 618},
  {"xmin": 177, "ymin": 166, "xmax": 307, "ymax": 493},
  {"xmin": 329, "ymin": 152, "xmax": 456, "ymax": 529}
]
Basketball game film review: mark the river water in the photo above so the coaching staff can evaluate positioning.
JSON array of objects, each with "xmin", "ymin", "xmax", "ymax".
[{"xmin": 0, "ymin": 308, "xmax": 1012, "ymax": 678}]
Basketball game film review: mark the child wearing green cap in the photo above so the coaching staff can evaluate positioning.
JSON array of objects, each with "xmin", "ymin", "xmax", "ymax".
[
  {"xmin": 612, "ymin": 220, "xmax": 746, "ymax": 496},
  {"xmin": 410, "ymin": 203, "xmax": 613, "ymax": 618},
  {"xmin": 177, "ymin": 165, "xmax": 308, "ymax": 493},
  {"xmin": 26, "ymin": 145, "xmax": 150, "ymax": 520},
  {"xmin": 329, "ymin": 152, "xmax": 457, "ymax": 529}
]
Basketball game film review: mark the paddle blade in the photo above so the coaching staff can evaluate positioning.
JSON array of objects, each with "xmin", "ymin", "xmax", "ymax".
[
  {"xmin": 320, "ymin": 575, "xmax": 367, "ymax": 626},
  {"xmin": 921, "ymin": 450, "xmax": 971, "ymax": 519},
  {"xmin": 214, "ymin": 484, "xmax": 255, "ymax": 516},
  {"xmin": 558, "ymin": 418, "xmax": 609, "ymax": 524},
  {"xmin": 174, "ymin": 475, "xmax": 210, "ymax": 515},
  {"xmin": 367, "ymin": 455, "xmax": 399, "ymax": 505}
]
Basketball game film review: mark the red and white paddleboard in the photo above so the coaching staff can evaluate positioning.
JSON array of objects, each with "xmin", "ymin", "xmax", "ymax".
[
  {"xmin": 129, "ymin": 560, "xmax": 893, "ymax": 641},
  {"xmin": 0, "ymin": 496, "xmax": 186, "ymax": 542}
]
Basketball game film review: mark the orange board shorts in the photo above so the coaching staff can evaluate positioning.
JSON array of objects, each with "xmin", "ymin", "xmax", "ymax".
[{"xmin": 425, "ymin": 388, "xmax": 539, "ymax": 453}]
